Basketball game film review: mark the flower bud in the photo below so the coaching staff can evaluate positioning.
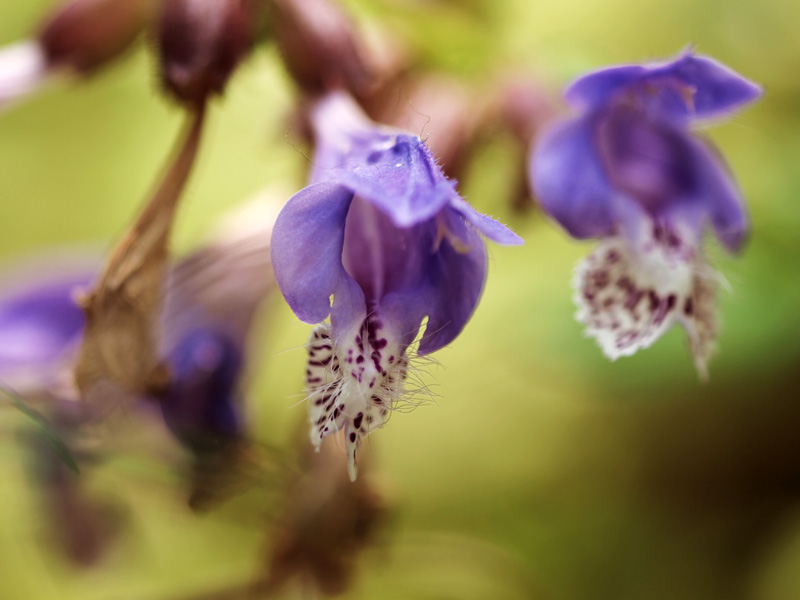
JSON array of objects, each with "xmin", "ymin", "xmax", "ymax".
[
  {"xmin": 157, "ymin": 0, "xmax": 254, "ymax": 106},
  {"xmin": 37, "ymin": 0, "xmax": 154, "ymax": 74},
  {"xmin": 269, "ymin": 0, "xmax": 373, "ymax": 97}
]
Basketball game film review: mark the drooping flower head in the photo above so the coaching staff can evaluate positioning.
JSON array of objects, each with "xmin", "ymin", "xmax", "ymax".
[
  {"xmin": 271, "ymin": 92, "xmax": 522, "ymax": 480},
  {"xmin": 531, "ymin": 49, "xmax": 761, "ymax": 376}
]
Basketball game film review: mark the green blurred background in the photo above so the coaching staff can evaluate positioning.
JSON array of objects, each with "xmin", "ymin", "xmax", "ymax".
[{"xmin": 1, "ymin": 0, "xmax": 799, "ymax": 598}]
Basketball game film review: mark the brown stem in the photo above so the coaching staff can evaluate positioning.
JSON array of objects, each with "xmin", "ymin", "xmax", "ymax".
[{"xmin": 74, "ymin": 103, "xmax": 207, "ymax": 400}]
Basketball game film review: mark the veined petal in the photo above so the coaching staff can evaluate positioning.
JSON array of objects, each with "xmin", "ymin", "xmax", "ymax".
[
  {"xmin": 270, "ymin": 181, "xmax": 356, "ymax": 324},
  {"xmin": 531, "ymin": 115, "xmax": 617, "ymax": 239}
]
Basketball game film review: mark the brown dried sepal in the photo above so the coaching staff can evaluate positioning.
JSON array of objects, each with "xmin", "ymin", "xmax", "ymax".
[{"xmin": 74, "ymin": 107, "xmax": 205, "ymax": 403}]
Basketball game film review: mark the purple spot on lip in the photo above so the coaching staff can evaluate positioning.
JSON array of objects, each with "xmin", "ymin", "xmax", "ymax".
[
  {"xmin": 648, "ymin": 290, "xmax": 660, "ymax": 310},
  {"xmin": 624, "ymin": 290, "xmax": 643, "ymax": 310}
]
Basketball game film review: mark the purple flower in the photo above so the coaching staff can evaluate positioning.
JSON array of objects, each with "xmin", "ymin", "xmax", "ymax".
[
  {"xmin": 271, "ymin": 92, "xmax": 522, "ymax": 480},
  {"xmin": 0, "ymin": 214, "xmax": 274, "ymax": 451},
  {"xmin": 0, "ymin": 267, "xmax": 247, "ymax": 449},
  {"xmin": 530, "ymin": 49, "xmax": 761, "ymax": 376}
]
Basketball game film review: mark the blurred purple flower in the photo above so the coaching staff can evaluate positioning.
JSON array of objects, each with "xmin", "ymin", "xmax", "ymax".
[
  {"xmin": 0, "ymin": 210, "xmax": 274, "ymax": 452},
  {"xmin": 0, "ymin": 271, "xmax": 246, "ymax": 451},
  {"xmin": 0, "ymin": 260, "xmax": 93, "ymax": 391},
  {"xmin": 159, "ymin": 327, "xmax": 243, "ymax": 454},
  {"xmin": 0, "ymin": 275, "xmax": 86, "ymax": 368},
  {"xmin": 271, "ymin": 92, "xmax": 522, "ymax": 480},
  {"xmin": 530, "ymin": 49, "xmax": 761, "ymax": 376}
]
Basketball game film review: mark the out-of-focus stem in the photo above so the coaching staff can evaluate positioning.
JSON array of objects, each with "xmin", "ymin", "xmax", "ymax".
[{"xmin": 74, "ymin": 104, "xmax": 207, "ymax": 402}]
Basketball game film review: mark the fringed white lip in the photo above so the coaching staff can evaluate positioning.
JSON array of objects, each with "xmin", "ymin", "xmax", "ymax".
[
  {"xmin": 0, "ymin": 41, "xmax": 48, "ymax": 111},
  {"xmin": 305, "ymin": 320, "xmax": 407, "ymax": 481},
  {"xmin": 574, "ymin": 233, "xmax": 720, "ymax": 377}
]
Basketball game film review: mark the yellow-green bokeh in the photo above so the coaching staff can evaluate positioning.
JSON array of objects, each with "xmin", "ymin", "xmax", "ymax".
[{"xmin": 1, "ymin": 1, "xmax": 799, "ymax": 599}]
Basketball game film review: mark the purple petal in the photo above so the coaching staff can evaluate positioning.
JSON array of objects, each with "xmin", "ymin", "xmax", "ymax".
[
  {"xmin": 597, "ymin": 106, "xmax": 700, "ymax": 214},
  {"xmin": 689, "ymin": 139, "xmax": 748, "ymax": 252},
  {"xmin": 319, "ymin": 133, "xmax": 455, "ymax": 227},
  {"xmin": 597, "ymin": 106, "xmax": 748, "ymax": 251},
  {"xmin": 416, "ymin": 209, "xmax": 488, "ymax": 354},
  {"xmin": 340, "ymin": 198, "xmax": 489, "ymax": 352},
  {"xmin": 448, "ymin": 195, "xmax": 524, "ymax": 245},
  {"xmin": 665, "ymin": 54, "xmax": 762, "ymax": 120},
  {"xmin": 565, "ymin": 64, "xmax": 651, "ymax": 112},
  {"xmin": 378, "ymin": 225, "xmax": 488, "ymax": 354},
  {"xmin": 531, "ymin": 115, "xmax": 617, "ymax": 239},
  {"xmin": 161, "ymin": 327, "xmax": 243, "ymax": 452},
  {"xmin": 311, "ymin": 92, "xmax": 457, "ymax": 227},
  {"xmin": 565, "ymin": 50, "xmax": 761, "ymax": 121},
  {"xmin": 0, "ymin": 275, "xmax": 88, "ymax": 371},
  {"xmin": 270, "ymin": 181, "xmax": 356, "ymax": 324},
  {"xmin": 341, "ymin": 196, "xmax": 432, "ymax": 302}
]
